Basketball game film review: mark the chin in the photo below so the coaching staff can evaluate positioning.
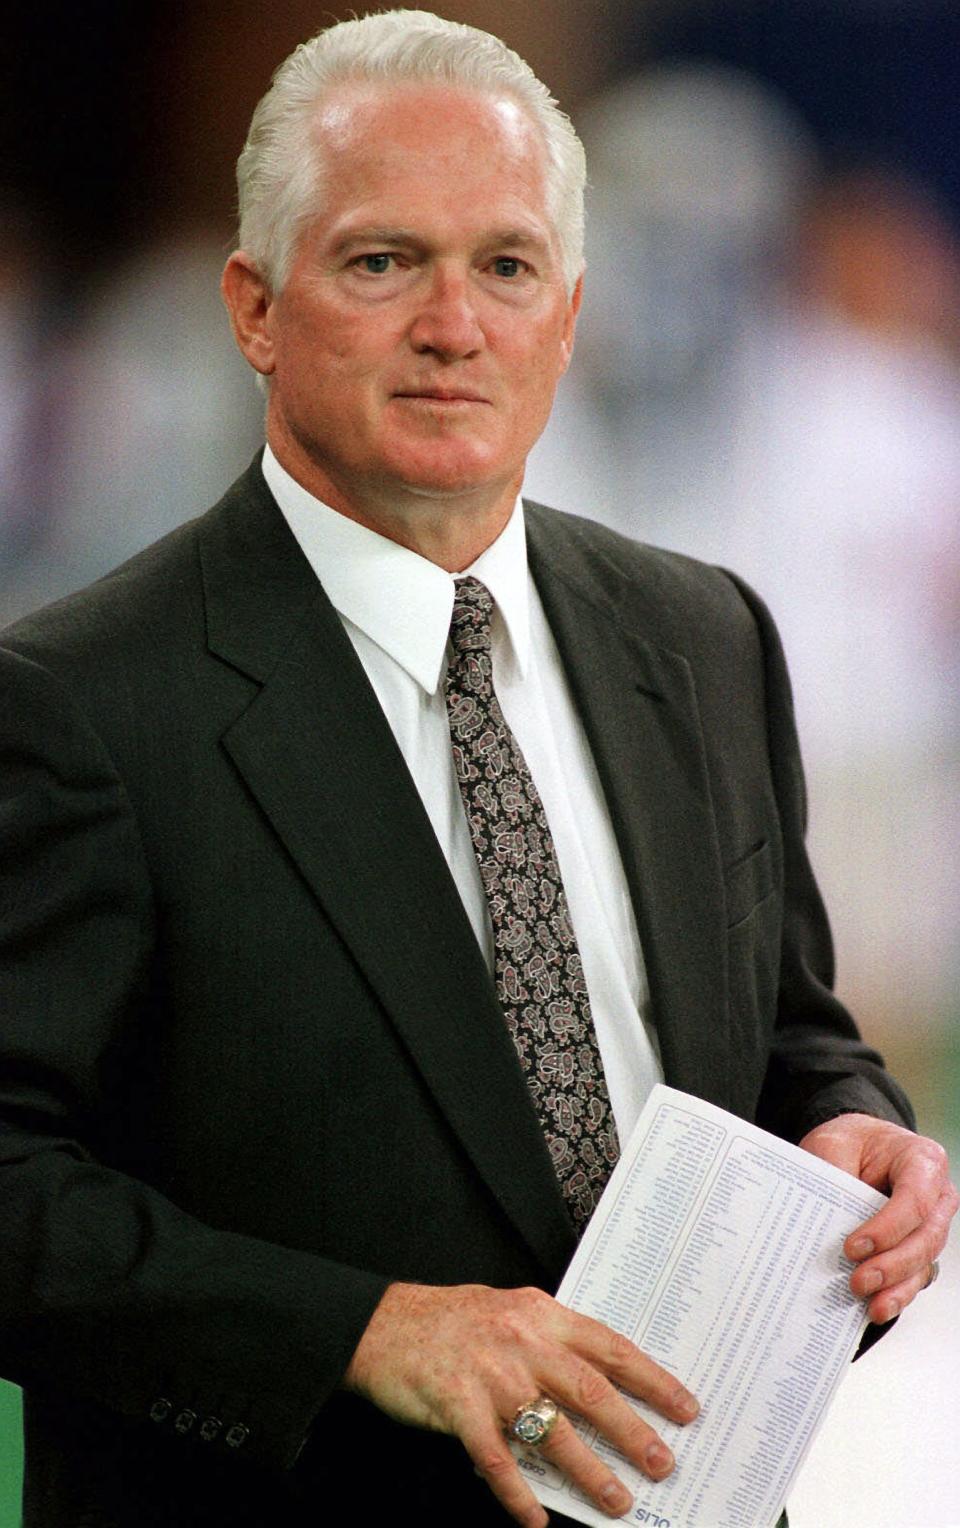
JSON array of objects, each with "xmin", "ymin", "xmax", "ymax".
[{"xmin": 389, "ymin": 445, "xmax": 511, "ymax": 500}]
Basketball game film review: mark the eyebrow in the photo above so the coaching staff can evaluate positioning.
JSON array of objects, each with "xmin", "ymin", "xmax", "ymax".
[
  {"xmin": 483, "ymin": 228, "xmax": 552, "ymax": 253},
  {"xmin": 331, "ymin": 227, "xmax": 419, "ymax": 252},
  {"xmin": 329, "ymin": 225, "xmax": 552, "ymax": 255}
]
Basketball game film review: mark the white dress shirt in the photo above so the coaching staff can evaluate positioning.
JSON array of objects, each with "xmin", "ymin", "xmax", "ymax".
[{"xmin": 261, "ymin": 445, "xmax": 662, "ymax": 1142}]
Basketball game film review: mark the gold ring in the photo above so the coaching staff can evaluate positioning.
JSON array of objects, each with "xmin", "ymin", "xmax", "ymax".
[{"xmin": 509, "ymin": 1395, "xmax": 559, "ymax": 1447}]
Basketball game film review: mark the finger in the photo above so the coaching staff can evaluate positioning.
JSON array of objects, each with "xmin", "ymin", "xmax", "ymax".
[
  {"xmin": 543, "ymin": 1354, "xmax": 678, "ymax": 1481},
  {"xmin": 863, "ymin": 1258, "xmax": 938, "ymax": 1326},
  {"xmin": 845, "ymin": 1140, "xmax": 954, "ymax": 1260},
  {"xmin": 850, "ymin": 1221, "xmax": 929, "ymax": 1300},
  {"xmin": 466, "ymin": 1422, "xmax": 549, "ymax": 1528},
  {"xmin": 562, "ymin": 1310, "xmax": 700, "ymax": 1424},
  {"xmin": 536, "ymin": 1413, "xmax": 635, "ymax": 1517},
  {"xmin": 851, "ymin": 1185, "xmax": 957, "ymax": 1300}
]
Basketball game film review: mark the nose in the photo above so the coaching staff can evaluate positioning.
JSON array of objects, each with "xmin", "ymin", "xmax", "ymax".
[{"xmin": 408, "ymin": 265, "xmax": 485, "ymax": 360}]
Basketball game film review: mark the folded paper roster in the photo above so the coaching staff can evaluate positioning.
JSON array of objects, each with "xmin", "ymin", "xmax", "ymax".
[{"xmin": 515, "ymin": 1085, "xmax": 886, "ymax": 1528}]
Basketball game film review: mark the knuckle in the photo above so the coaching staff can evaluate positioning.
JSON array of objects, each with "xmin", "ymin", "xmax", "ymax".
[
  {"xmin": 487, "ymin": 1286, "xmax": 551, "ymax": 1347},
  {"xmin": 516, "ymin": 1285, "xmax": 551, "ymax": 1310},
  {"xmin": 916, "ymin": 1139, "xmax": 950, "ymax": 1182},
  {"xmin": 475, "ymin": 1446, "xmax": 515, "ymax": 1480},
  {"xmin": 607, "ymin": 1328, "xmax": 637, "ymax": 1367},
  {"xmin": 517, "ymin": 1505, "xmax": 548, "ymax": 1528},
  {"xmin": 472, "ymin": 1449, "xmax": 544, "ymax": 1528},
  {"xmin": 507, "ymin": 1287, "xmax": 552, "ymax": 1332},
  {"xmin": 619, "ymin": 1412, "xmax": 655, "ymax": 1455},
  {"xmin": 574, "ymin": 1363, "xmax": 612, "ymax": 1412}
]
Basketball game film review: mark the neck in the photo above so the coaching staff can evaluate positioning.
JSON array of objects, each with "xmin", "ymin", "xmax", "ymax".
[
  {"xmin": 266, "ymin": 438, "xmax": 520, "ymax": 572},
  {"xmin": 321, "ymin": 493, "xmax": 517, "ymax": 572}
]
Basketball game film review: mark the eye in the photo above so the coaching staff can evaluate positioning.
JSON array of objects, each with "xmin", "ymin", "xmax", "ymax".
[
  {"xmin": 355, "ymin": 253, "xmax": 395, "ymax": 275},
  {"xmin": 491, "ymin": 256, "xmax": 526, "ymax": 279}
]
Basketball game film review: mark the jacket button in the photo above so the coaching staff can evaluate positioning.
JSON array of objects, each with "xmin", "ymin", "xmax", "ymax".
[
  {"xmin": 225, "ymin": 1423, "xmax": 250, "ymax": 1449},
  {"xmin": 174, "ymin": 1409, "xmax": 197, "ymax": 1435},
  {"xmin": 199, "ymin": 1416, "xmax": 222, "ymax": 1443},
  {"xmin": 149, "ymin": 1398, "xmax": 172, "ymax": 1424}
]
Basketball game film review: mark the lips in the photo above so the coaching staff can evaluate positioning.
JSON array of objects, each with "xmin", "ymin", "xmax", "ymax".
[{"xmin": 394, "ymin": 388, "xmax": 490, "ymax": 404}]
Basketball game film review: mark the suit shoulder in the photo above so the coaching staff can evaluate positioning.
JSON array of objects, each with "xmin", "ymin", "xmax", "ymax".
[{"xmin": 524, "ymin": 500, "xmax": 759, "ymax": 642}]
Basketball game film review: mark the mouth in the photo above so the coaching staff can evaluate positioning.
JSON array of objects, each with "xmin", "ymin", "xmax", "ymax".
[{"xmin": 393, "ymin": 389, "xmax": 490, "ymax": 405}]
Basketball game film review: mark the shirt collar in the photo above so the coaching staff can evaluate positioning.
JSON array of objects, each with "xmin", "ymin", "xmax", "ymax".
[{"xmin": 261, "ymin": 444, "xmax": 530, "ymax": 694}]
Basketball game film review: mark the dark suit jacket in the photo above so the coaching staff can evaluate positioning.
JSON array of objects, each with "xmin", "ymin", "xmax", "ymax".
[{"xmin": 0, "ymin": 459, "xmax": 912, "ymax": 1526}]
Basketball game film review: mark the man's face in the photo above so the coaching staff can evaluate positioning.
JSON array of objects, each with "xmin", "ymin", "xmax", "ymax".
[{"xmin": 251, "ymin": 83, "xmax": 580, "ymax": 527}]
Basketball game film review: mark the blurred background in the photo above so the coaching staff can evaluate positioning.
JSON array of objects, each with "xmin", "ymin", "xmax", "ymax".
[{"xmin": 1, "ymin": 2, "xmax": 957, "ymax": 1523}]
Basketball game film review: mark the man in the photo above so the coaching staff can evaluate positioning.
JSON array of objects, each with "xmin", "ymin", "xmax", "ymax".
[{"xmin": 0, "ymin": 12, "xmax": 954, "ymax": 1528}]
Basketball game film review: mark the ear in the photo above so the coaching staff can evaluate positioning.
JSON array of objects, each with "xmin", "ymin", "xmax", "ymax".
[
  {"xmin": 221, "ymin": 252, "xmax": 276, "ymax": 377},
  {"xmin": 558, "ymin": 271, "xmax": 584, "ymax": 375}
]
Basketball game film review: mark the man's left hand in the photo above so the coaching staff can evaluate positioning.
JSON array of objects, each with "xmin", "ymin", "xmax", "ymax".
[{"xmin": 799, "ymin": 1113, "xmax": 958, "ymax": 1323}]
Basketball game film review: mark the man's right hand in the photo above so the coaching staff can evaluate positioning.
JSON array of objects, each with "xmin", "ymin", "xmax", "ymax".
[{"xmin": 342, "ymin": 1281, "xmax": 700, "ymax": 1528}]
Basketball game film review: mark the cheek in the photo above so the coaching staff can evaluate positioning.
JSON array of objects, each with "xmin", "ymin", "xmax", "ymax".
[
  {"xmin": 514, "ymin": 335, "xmax": 569, "ymax": 410},
  {"xmin": 277, "ymin": 293, "xmax": 363, "ymax": 368},
  {"xmin": 516, "ymin": 314, "xmax": 573, "ymax": 380},
  {"xmin": 302, "ymin": 328, "xmax": 399, "ymax": 390},
  {"xmin": 277, "ymin": 331, "xmax": 379, "ymax": 412}
]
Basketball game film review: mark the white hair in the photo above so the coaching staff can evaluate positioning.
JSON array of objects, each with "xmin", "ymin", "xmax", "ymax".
[{"xmin": 235, "ymin": 9, "xmax": 585, "ymax": 295}]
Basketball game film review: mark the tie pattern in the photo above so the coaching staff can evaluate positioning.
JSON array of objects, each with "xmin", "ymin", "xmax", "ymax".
[{"xmin": 444, "ymin": 576, "xmax": 619, "ymax": 1229}]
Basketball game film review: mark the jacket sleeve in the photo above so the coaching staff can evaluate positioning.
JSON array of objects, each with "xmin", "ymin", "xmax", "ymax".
[
  {"xmin": 0, "ymin": 645, "xmax": 388, "ymax": 1472},
  {"xmin": 723, "ymin": 573, "xmax": 916, "ymax": 1144}
]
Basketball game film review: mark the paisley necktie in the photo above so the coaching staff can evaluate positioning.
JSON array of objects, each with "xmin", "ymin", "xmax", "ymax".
[{"xmin": 444, "ymin": 576, "xmax": 619, "ymax": 1229}]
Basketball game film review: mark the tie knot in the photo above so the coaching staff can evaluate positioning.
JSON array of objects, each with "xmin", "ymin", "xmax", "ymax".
[{"xmin": 449, "ymin": 576, "xmax": 494, "ymax": 655}]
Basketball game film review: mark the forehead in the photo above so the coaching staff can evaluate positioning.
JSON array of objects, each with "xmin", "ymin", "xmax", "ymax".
[{"xmin": 308, "ymin": 82, "xmax": 552, "ymax": 225}]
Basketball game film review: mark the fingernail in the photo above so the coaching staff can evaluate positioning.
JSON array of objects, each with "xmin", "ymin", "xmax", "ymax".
[
  {"xmin": 850, "ymin": 1237, "xmax": 875, "ymax": 1259},
  {"xmin": 645, "ymin": 1443, "xmax": 674, "ymax": 1477},
  {"xmin": 675, "ymin": 1393, "xmax": 700, "ymax": 1421},
  {"xmin": 861, "ymin": 1269, "xmax": 883, "ymax": 1294},
  {"xmin": 601, "ymin": 1481, "xmax": 633, "ymax": 1514},
  {"xmin": 884, "ymin": 1300, "xmax": 900, "ymax": 1322}
]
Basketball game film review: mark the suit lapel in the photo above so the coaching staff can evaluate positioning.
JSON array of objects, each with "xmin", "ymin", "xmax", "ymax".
[
  {"xmin": 198, "ymin": 465, "xmax": 576, "ymax": 1281},
  {"xmin": 526, "ymin": 507, "xmax": 732, "ymax": 1105}
]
